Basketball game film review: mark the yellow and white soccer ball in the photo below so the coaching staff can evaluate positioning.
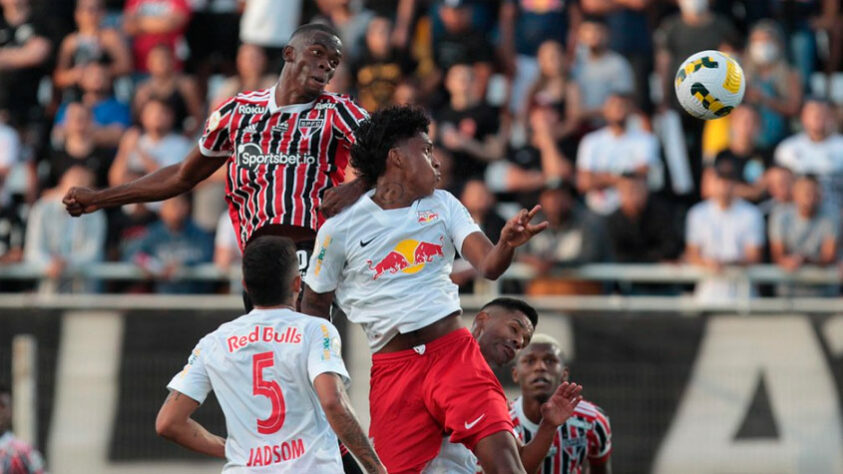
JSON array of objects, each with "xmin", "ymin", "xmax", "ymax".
[{"xmin": 674, "ymin": 50, "xmax": 745, "ymax": 120}]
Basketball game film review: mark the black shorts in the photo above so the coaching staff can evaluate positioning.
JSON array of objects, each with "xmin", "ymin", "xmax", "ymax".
[{"xmin": 242, "ymin": 240, "xmax": 314, "ymax": 312}]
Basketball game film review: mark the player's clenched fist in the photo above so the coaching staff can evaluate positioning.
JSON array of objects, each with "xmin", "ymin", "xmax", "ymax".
[
  {"xmin": 62, "ymin": 186, "xmax": 100, "ymax": 216},
  {"xmin": 500, "ymin": 204, "xmax": 549, "ymax": 248}
]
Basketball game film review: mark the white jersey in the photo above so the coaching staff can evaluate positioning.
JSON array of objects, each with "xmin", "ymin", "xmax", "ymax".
[
  {"xmin": 422, "ymin": 436, "xmax": 477, "ymax": 474},
  {"xmin": 774, "ymin": 132, "xmax": 843, "ymax": 218},
  {"xmin": 304, "ymin": 189, "xmax": 482, "ymax": 352},
  {"xmin": 167, "ymin": 308, "xmax": 350, "ymax": 473}
]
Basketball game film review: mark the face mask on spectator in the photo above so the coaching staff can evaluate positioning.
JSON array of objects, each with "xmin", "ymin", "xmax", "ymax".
[
  {"xmin": 750, "ymin": 41, "xmax": 779, "ymax": 65},
  {"xmin": 679, "ymin": 0, "xmax": 708, "ymax": 15}
]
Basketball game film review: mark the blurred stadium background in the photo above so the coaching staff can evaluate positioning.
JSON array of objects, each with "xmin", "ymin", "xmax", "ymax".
[{"xmin": 1, "ymin": 0, "xmax": 843, "ymax": 473}]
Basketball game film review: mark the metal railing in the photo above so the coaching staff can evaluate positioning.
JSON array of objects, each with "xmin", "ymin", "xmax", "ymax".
[{"xmin": 0, "ymin": 261, "xmax": 839, "ymax": 284}]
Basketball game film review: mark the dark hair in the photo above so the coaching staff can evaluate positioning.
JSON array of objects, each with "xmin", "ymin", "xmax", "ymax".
[
  {"xmin": 290, "ymin": 22, "xmax": 341, "ymax": 42},
  {"xmin": 795, "ymin": 173, "xmax": 819, "ymax": 184},
  {"xmin": 351, "ymin": 106, "xmax": 431, "ymax": 186},
  {"xmin": 481, "ymin": 297, "xmax": 539, "ymax": 328},
  {"xmin": 581, "ymin": 15, "xmax": 608, "ymax": 27},
  {"xmin": 242, "ymin": 236, "xmax": 298, "ymax": 307}
]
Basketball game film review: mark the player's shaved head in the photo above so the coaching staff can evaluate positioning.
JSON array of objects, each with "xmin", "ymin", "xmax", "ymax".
[
  {"xmin": 288, "ymin": 23, "xmax": 342, "ymax": 48},
  {"xmin": 513, "ymin": 333, "xmax": 569, "ymax": 402},
  {"xmin": 243, "ymin": 236, "xmax": 299, "ymax": 307},
  {"xmin": 473, "ymin": 298, "xmax": 538, "ymax": 367}
]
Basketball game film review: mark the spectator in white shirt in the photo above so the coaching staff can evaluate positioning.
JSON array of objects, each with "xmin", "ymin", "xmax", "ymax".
[
  {"xmin": 774, "ymin": 98, "xmax": 843, "ymax": 220},
  {"xmin": 576, "ymin": 93, "xmax": 659, "ymax": 216},
  {"xmin": 25, "ymin": 166, "xmax": 105, "ymax": 293},
  {"xmin": 213, "ymin": 211, "xmax": 242, "ymax": 293},
  {"xmin": 685, "ymin": 154, "xmax": 765, "ymax": 303}
]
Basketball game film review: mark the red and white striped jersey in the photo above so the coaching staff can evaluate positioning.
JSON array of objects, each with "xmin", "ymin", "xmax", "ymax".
[
  {"xmin": 510, "ymin": 397, "xmax": 612, "ymax": 474},
  {"xmin": 198, "ymin": 85, "xmax": 368, "ymax": 251}
]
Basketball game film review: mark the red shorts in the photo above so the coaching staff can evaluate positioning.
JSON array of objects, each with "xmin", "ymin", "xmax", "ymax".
[{"xmin": 369, "ymin": 328, "xmax": 514, "ymax": 473}]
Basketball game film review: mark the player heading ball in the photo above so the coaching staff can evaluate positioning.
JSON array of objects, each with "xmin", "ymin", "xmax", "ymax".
[{"xmin": 303, "ymin": 106, "xmax": 549, "ymax": 473}]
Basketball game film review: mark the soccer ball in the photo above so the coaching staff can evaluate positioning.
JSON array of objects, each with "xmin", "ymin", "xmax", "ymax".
[{"xmin": 674, "ymin": 50, "xmax": 745, "ymax": 120}]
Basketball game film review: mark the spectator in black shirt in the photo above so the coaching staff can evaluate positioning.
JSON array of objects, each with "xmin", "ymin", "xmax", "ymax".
[
  {"xmin": 42, "ymin": 102, "xmax": 114, "ymax": 189},
  {"xmin": 351, "ymin": 15, "xmax": 416, "ymax": 112},
  {"xmin": 432, "ymin": 0, "xmax": 495, "ymax": 100},
  {"xmin": 0, "ymin": 0, "xmax": 51, "ymax": 128},
  {"xmin": 702, "ymin": 105, "xmax": 771, "ymax": 203},
  {"xmin": 435, "ymin": 63, "xmax": 504, "ymax": 186},
  {"xmin": 607, "ymin": 173, "xmax": 683, "ymax": 263}
]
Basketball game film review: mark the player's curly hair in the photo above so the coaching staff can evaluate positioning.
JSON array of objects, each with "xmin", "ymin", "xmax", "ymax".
[{"xmin": 351, "ymin": 106, "xmax": 431, "ymax": 187}]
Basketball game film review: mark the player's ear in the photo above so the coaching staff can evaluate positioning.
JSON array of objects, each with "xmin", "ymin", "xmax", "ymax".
[
  {"xmin": 472, "ymin": 311, "xmax": 489, "ymax": 333},
  {"xmin": 511, "ymin": 364, "xmax": 520, "ymax": 384},
  {"xmin": 282, "ymin": 44, "xmax": 296, "ymax": 64},
  {"xmin": 387, "ymin": 147, "xmax": 403, "ymax": 169},
  {"xmin": 562, "ymin": 366, "xmax": 570, "ymax": 383},
  {"xmin": 291, "ymin": 274, "xmax": 302, "ymax": 295}
]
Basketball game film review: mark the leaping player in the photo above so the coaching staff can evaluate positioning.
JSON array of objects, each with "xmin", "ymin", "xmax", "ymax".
[{"xmin": 302, "ymin": 106, "xmax": 549, "ymax": 473}]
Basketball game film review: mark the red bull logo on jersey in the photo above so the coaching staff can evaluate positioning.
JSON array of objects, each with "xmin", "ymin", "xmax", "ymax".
[
  {"xmin": 227, "ymin": 326, "xmax": 302, "ymax": 352},
  {"xmin": 417, "ymin": 210, "xmax": 439, "ymax": 224},
  {"xmin": 367, "ymin": 236, "xmax": 445, "ymax": 280}
]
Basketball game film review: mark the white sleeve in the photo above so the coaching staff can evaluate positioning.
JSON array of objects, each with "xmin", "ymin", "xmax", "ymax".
[
  {"xmin": 774, "ymin": 139, "xmax": 797, "ymax": 170},
  {"xmin": 303, "ymin": 218, "xmax": 346, "ymax": 293},
  {"xmin": 685, "ymin": 206, "xmax": 704, "ymax": 247},
  {"xmin": 576, "ymin": 134, "xmax": 596, "ymax": 171},
  {"xmin": 166, "ymin": 338, "xmax": 213, "ymax": 404},
  {"xmin": 306, "ymin": 321, "xmax": 350, "ymax": 386},
  {"xmin": 443, "ymin": 191, "xmax": 482, "ymax": 251},
  {"xmin": 746, "ymin": 206, "xmax": 765, "ymax": 247},
  {"xmin": 0, "ymin": 126, "xmax": 20, "ymax": 169},
  {"xmin": 215, "ymin": 213, "xmax": 239, "ymax": 252}
]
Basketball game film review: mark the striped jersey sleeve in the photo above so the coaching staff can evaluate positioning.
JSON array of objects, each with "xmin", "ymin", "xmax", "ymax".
[
  {"xmin": 330, "ymin": 94, "xmax": 369, "ymax": 144},
  {"xmin": 198, "ymin": 97, "xmax": 237, "ymax": 157},
  {"xmin": 582, "ymin": 402, "xmax": 612, "ymax": 463}
]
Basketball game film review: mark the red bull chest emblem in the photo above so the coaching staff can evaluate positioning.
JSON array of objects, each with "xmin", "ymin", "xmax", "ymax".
[
  {"xmin": 367, "ymin": 236, "xmax": 445, "ymax": 280},
  {"xmin": 417, "ymin": 211, "xmax": 439, "ymax": 224}
]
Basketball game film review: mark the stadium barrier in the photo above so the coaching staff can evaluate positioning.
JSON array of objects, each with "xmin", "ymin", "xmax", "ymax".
[{"xmin": 1, "ymin": 294, "xmax": 842, "ymax": 473}]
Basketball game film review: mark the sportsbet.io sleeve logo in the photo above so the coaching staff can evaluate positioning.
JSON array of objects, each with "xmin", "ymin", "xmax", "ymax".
[{"xmin": 236, "ymin": 143, "xmax": 316, "ymax": 168}]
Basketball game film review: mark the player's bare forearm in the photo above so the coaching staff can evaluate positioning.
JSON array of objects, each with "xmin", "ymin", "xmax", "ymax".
[
  {"xmin": 462, "ymin": 206, "xmax": 547, "ymax": 280},
  {"xmin": 301, "ymin": 285, "xmax": 334, "ymax": 320},
  {"xmin": 314, "ymin": 374, "xmax": 386, "ymax": 474},
  {"xmin": 64, "ymin": 147, "xmax": 226, "ymax": 215},
  {"xmin": 156, "ymin": 391, "xmax": 226, "ymax": 459},
  {"xmin": 519, "ymin": 420, "xmax": 560, "ymax": 474}
]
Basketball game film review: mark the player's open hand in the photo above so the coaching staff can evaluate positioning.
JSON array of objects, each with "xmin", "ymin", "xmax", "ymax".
[
  {"xmin": 500, "ymin": 205, "xmax": 548, "ymax": 248},
  {"xmin": 540, "ymin": 381, "xmax": 583, "ymax": 427},
  {"xmin": 62, "ymin": 186, "xmax": 101, "ymax": 216}
]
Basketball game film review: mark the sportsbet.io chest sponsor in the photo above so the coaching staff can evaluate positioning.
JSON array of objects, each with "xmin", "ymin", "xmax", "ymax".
[{"xmin": 236, "ymin": 143, "xmax": 316, "ymax": 168}]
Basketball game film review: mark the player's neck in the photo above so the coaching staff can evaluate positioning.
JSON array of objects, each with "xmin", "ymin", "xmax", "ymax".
[
  {"xmin": 253, "ymin": 303, "xmax": 296, "ymax": 311},
  {"xmin": 372, "ymin": 180, "xmax": 419, "ymax": 209},
  {"xmin": 275, "ymin": 80, "xmax": 320, "ymax": 107},
  {"xmin": 523, "ymin": 396, "xmax": 544, "ymax": 425}
]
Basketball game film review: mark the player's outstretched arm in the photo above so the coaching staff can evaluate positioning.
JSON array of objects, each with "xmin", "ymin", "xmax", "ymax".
[
  {"xmin": 518, "ymin": 382, "xmax": 583, "ymax": 474},
  {"xmin": 313, "ymin": 373, "xmax": 387, "ymax": 474},
  {"xmin": 63, "ymin": 146, "xmax": 227, "ymax": 216},
  {"xmin": 460, "ymin": 205, "xmax": 549, "ymax": 280},
  {"xmin": 155, "ymin": 390, "xmax": 226, "ymax": 459}
]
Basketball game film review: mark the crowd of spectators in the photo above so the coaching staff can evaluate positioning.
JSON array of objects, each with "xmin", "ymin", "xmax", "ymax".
[{"xmin": 0, "ymin": 0, "xmax": 842, "ymax": 300}]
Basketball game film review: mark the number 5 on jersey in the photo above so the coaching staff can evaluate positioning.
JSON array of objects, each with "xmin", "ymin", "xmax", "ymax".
[{"xmin": 253, "ymin": 352, "xmax": 286, "ymax": 434}]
